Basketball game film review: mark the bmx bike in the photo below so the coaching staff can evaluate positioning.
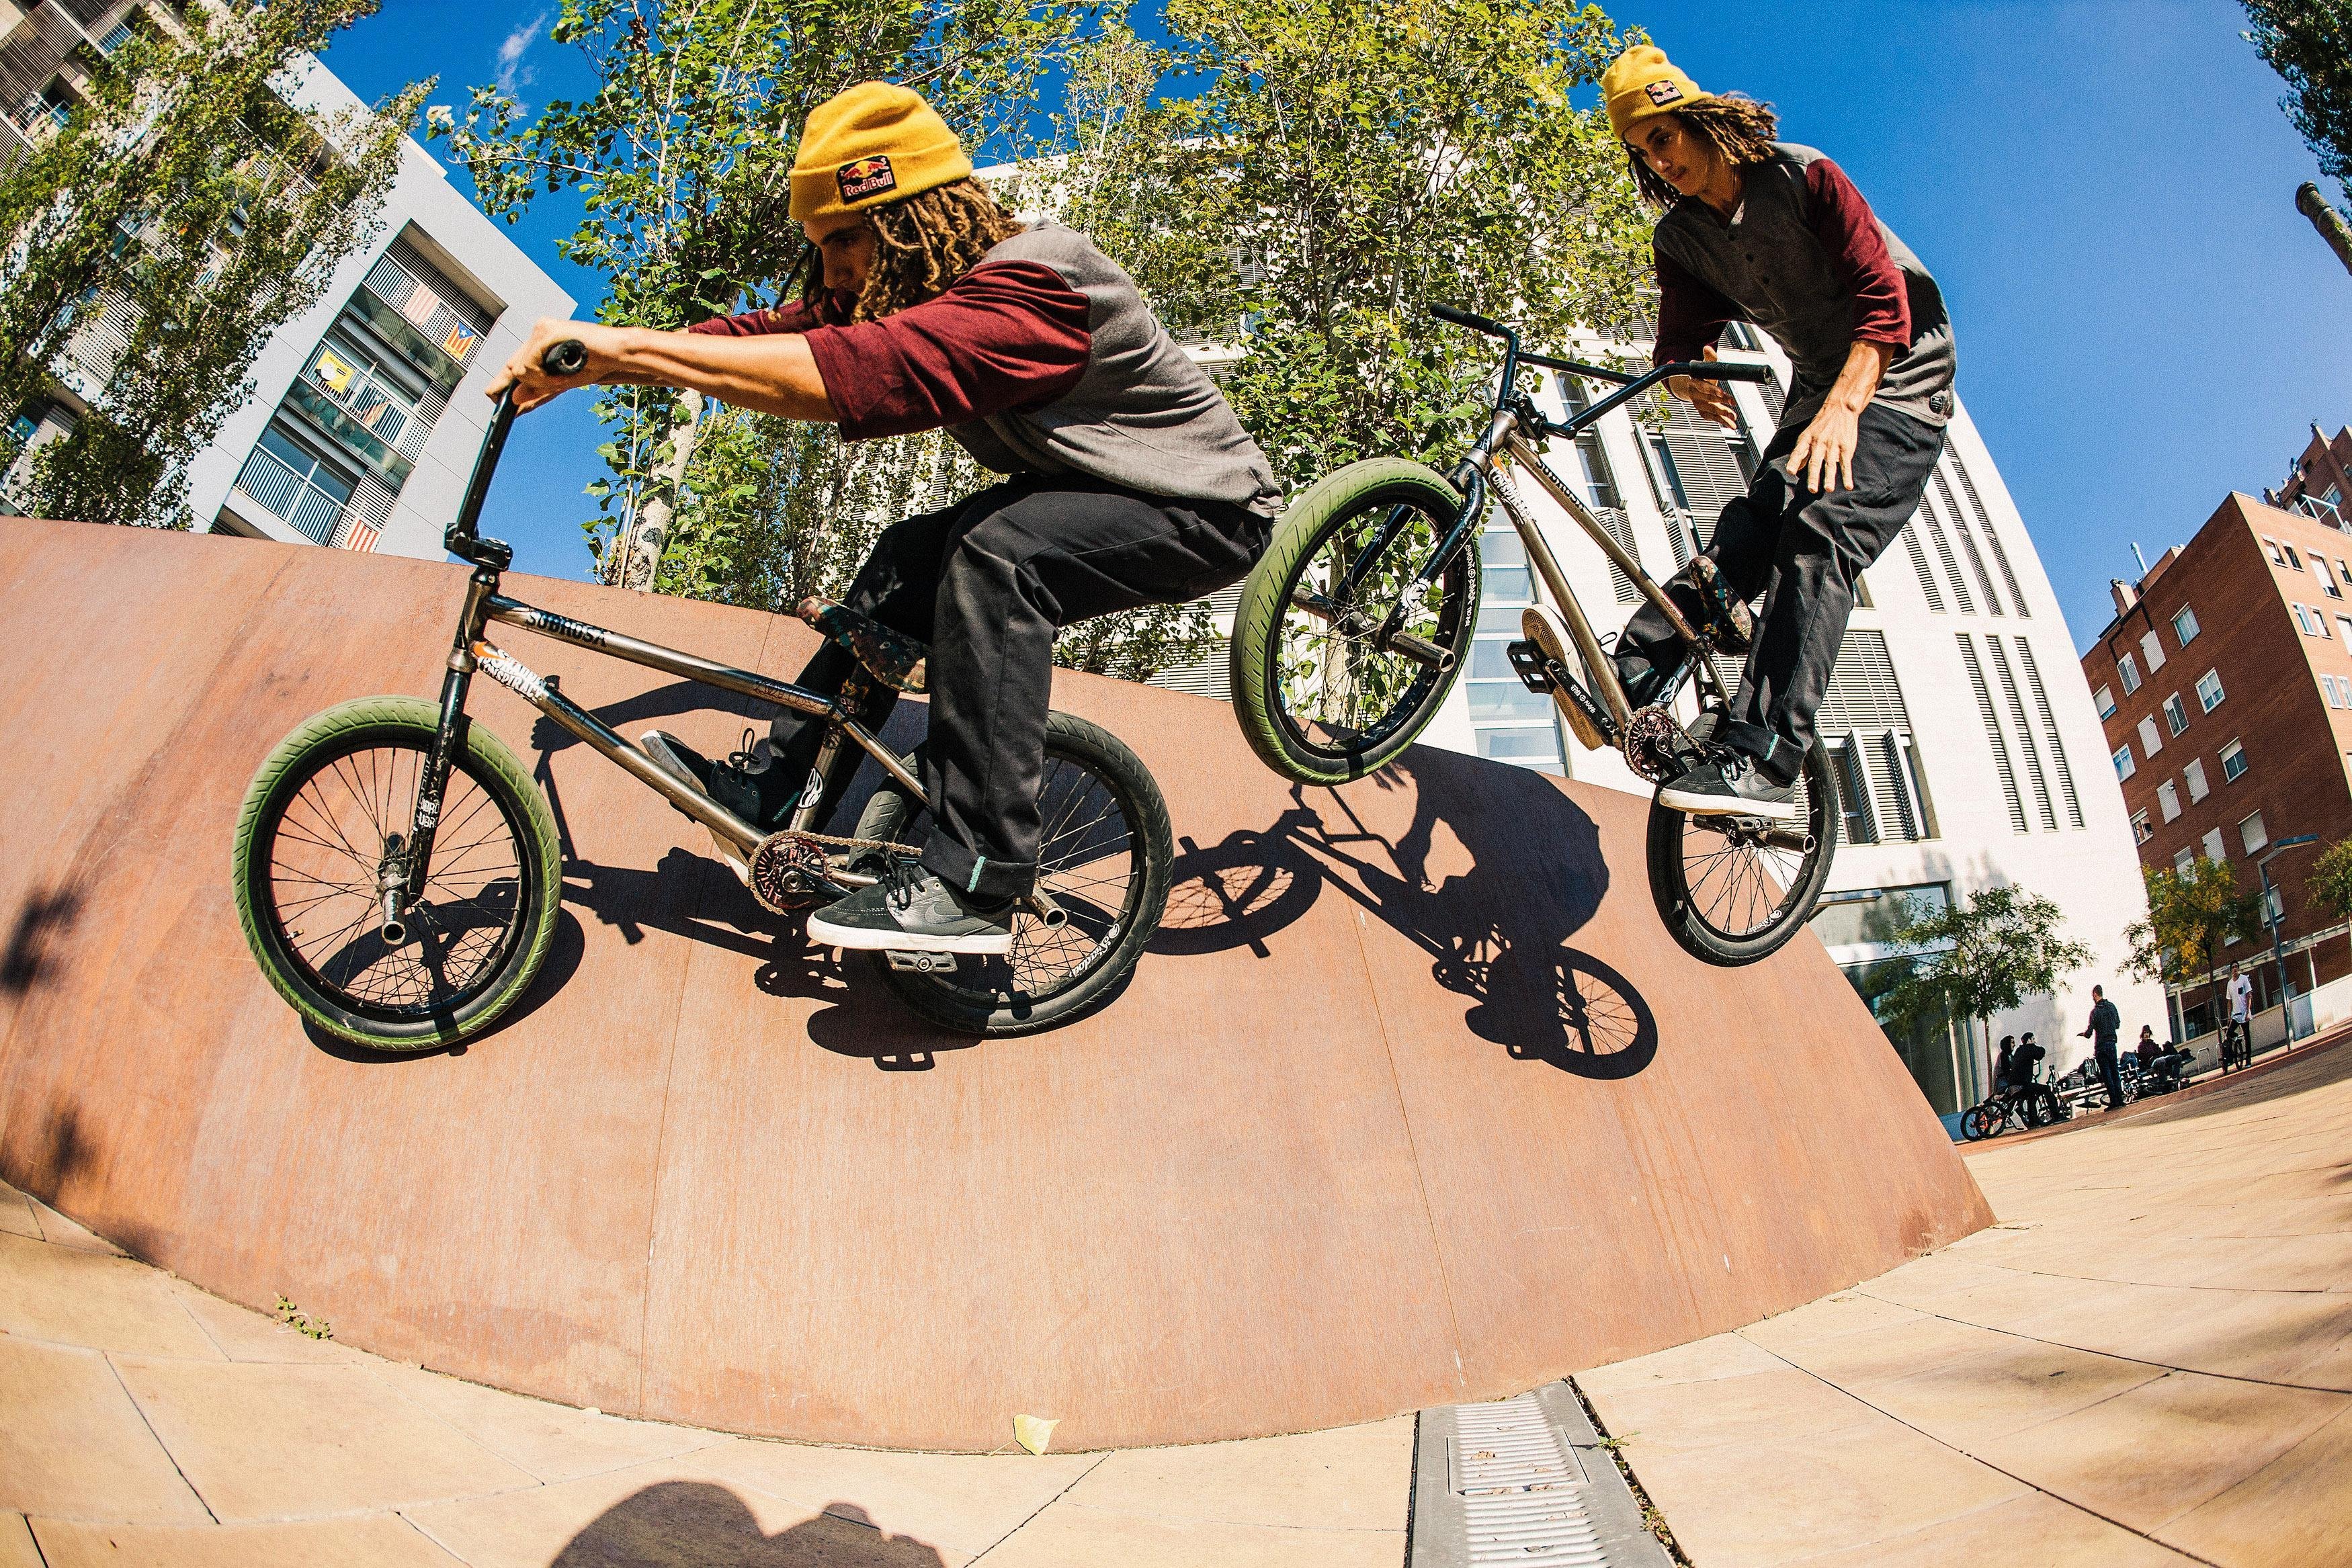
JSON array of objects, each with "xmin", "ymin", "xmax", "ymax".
[
  {"xmin": 1226, "ymin": 304, "xmax": 1833, "ymax": 965},
  {"xmin": 232, "ymin": 342, "xmax": 1173, "ymax": 1049}
]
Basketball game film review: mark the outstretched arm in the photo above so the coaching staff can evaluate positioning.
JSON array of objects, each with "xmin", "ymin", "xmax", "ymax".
[{"xmin": 489, "ymin": 316, "xmax": 838, "ymax": 422}]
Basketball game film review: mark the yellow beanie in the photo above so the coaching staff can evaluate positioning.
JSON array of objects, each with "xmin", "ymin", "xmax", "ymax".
[
  {"xmin": 789, "ymin": 81, "xmax": 974, "ymax": 222},
  {"xmin": 1600, "ymin": 45, "xmax": 1716, "ymax": 143}
]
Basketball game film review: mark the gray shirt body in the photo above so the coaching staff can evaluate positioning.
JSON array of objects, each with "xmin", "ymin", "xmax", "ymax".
[
  {"xmin": 947, "ymin": 222, "xmax": 1282, "ymax": 517},
  {"xmin": 1655, "ymin": 143, "xmax": 1956, "ymax": 431}
]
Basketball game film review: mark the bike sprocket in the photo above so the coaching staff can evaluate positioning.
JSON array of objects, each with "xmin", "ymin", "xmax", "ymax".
[
  {"xmin": 1624, "ymin": 704, "xmax": 1692, "ymax": 785},
  {"xmin": 749, "ymin": 831, "xmax": 833, "ymax": 913}
]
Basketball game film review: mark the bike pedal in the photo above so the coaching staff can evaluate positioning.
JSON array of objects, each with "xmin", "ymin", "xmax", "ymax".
[
  {"xmin": 1505, "ymin": 640, "xmax": 1556, "ymax": 694},
  {"xmin": 884, "ymin": 949, "xmax": 960, "ymax": 975}
]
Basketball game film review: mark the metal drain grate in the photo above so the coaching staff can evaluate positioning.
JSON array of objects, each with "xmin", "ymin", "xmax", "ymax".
[{"xmin": 1409, "ymin": 1382, "xmax": 1670, "ymax": 1568}]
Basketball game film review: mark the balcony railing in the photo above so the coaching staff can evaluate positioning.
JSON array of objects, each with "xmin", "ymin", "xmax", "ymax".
[
  {"xmin": 2294, "ymin": 493, "xmax": 2346, "ymax": 529},
  {"xmin": 230, "ymin": 443, "xmax": 346, "ymax": 545}
]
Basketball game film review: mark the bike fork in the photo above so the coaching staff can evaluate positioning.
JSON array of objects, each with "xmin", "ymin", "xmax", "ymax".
[{"xmin": 399, "ymin": 568, "xmax": 500, "ymax": 912}]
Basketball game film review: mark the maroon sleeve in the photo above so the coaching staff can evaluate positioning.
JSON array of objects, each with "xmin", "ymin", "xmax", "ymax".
[
  {"xmin": 1651, "ymin": 244, "xmax": 1736, "ymax": 367},
  {"xmin": 687, "ymin": 298, "xmax": 826, "ymax": 337},
  {"xmin": 797, "ymin": 261, "xmax": 1092, "ymax": 441},
  {"xmin": 1802, "ymin": 157, "xmax": 1910, "ymax": 349}
]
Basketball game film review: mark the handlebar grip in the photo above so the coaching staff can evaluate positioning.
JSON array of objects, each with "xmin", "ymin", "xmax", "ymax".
[
  {"xmin": 542, "ymin": 339, "xmax": 589, "ymax": 378},
  {"xmin": 1706, "ymin": 361, "xmax": 1773, "ymax": 383},
  {"xmin": 1430, "ymin": 302, "xmax": 1513, "ymax": 339}
]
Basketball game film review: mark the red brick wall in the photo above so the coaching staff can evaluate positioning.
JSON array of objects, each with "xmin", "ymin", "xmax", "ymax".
[{"xmin": 2083, "ymin": 494, "xmax": 2352, "ymax": 1009}]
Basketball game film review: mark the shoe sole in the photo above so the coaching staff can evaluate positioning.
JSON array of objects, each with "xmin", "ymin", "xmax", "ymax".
[
  {"xmin": 1657, "ymin": 784, "xmax": 1802, "ymax": 822},
  {"xmin": 804, "ymin": 910, "xmax": 1013, "ymax": 955},
  {"xmin": 1520, "ymin": 606, "xmax": 1608, "ymax": 750}
]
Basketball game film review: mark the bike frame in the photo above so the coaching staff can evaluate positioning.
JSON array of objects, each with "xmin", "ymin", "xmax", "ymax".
[
  {"xmin": 398, "ymin": 390, "xmax": 926, "ymax": 904},
  {"xmin": 1365, "ymin": 304, "xmax": 1772, "ymax": 751}
]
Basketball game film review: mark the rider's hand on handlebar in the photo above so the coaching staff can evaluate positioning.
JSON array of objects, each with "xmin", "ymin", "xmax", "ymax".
[
  {"xmin": 1665, "ymin": 345, "xmax": 1740, "ymax": 431},
  {"xmin": 489, "ymin": 318, "xmax": 626, "ymax": 412}
]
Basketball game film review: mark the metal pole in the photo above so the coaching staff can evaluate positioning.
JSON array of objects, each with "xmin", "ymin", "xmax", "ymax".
[
  {"xmin": 2265, "ymin": 861, "xmax": 2292, "ymax": 1042},
  {"xmin": 2298, "ymin": 183, "xmax": 2352, "ymax": 278}
]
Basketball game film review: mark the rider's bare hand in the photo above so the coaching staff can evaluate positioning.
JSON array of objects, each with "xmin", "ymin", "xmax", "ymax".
[
  {"xmin": 1665, "ymin": 345, "xmax": 1738, "ymax": 429},
  {"xmin": 1783, "ymin": 340, "xmax": 1895, "ymax": 495},
  {"xmin": 489, "ymin": 318, "xmax": 634, "ymax": 413}
]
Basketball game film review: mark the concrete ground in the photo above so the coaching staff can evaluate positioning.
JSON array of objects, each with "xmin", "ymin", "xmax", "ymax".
[
  {"xmin": 5, "ymin": 1035, "xmax": 2346, "ymax": 1566},
  {"xmin": 1585, "ymin": 1032, "xmax": 2352, "ymax": 1567}
]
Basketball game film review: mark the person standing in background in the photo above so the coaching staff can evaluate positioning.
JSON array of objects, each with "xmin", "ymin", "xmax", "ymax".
[
  {"xmin": 2080, "ymin": 985, "xmax": 2125, "ymax": 1110},
  {"xmin": 2226, "ymin": 969, "xmax": 2255, "ymax": 1072}
]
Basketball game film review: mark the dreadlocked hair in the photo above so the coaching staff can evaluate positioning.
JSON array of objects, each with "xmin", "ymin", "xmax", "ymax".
[
  {"xmin": 789, "ymin": 177, "xmax": 1025, "ymax": 325},
  {"xmin": 1627, "ymin": 95, "xmax": 1782, "ymax": 209}
]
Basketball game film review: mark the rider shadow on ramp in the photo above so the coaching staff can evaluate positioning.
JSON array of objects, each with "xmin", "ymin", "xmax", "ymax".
[{"xmin": 1156, "ymin": 750, "xmax": 1656, "ymax": 1079}]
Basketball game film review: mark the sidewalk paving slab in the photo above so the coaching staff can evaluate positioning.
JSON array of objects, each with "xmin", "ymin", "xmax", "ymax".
[{"xmin": 0, "ymin": 1338, "xmax": 210, "ymax": 1525}]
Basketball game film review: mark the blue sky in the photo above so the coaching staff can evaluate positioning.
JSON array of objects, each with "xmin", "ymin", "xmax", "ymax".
[{"xmin": 318, "ymin": 0, "xmax": 2349, "ymax": 651}]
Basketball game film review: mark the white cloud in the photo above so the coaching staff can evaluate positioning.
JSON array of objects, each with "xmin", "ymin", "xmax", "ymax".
[{"xmin": 495, "ymin": 12, "xmax": 548, "ymax": 107}]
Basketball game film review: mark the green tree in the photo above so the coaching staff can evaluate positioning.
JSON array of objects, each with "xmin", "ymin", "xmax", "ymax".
[
  {"xmin": 431, "ymin": 0, "xmax": 1084, "ymax": 591},
  {"xmin": 1130, "ymin": 0, "xmax": 1653, "ymax": 484},
  {"xmin": 0, "ymin": 2, "xmax": 422, "ymax": 528},
  {"xmin": 2306, "ymin": 836, "xmax": 2352, "ymax": 965},
  {"xmin": 2242, "ymin": 1, "xmax": 2352, "ymax": 200},
  {"xmin": 1880, "ymin": 885, "xmax": 2095, "ymax": 1080},
  {"xmin": 2124, "ymin": 857, "xmax": 2261, "ymax": 1024}
]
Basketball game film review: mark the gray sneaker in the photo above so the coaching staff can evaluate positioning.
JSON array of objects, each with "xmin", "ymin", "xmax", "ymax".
[
  {"xmin": 806, "ymin": 860, "xmax": 1015, "ymax": 955},
  {"xmin": 1656, "ymin": 750, "xmax": 1800, "ymax": 821}
]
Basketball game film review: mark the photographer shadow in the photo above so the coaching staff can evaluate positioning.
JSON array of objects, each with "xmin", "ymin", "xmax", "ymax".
[
  {"xmin": 1157, "ymin": 750, "xmax": 1656, "ymax": 1079},
  {"xmin": 552, "ymin": 1482, "xmax": 947, "ymax": 1565}
]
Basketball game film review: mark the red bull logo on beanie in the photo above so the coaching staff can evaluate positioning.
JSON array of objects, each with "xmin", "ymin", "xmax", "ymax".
[
  {"xmin": 837, "ymin": 154, "xmax": 898, "ymax": 203},
  {"xmin": 1644, "ymin": 79, "xmax": 1683, "ymax": 107}
]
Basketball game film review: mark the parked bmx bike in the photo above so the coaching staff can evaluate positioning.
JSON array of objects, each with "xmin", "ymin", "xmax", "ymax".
[
  {"xmin": 232, "ymin": 343, "xmax": 1173, "ymax": 1049},
  {"xmin": 1226, "ymin": 304, "xmax": 1831, "ymax": 965}
]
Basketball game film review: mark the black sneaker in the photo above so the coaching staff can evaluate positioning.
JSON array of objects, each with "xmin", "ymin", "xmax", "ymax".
[
  {"xmin": 1656, "ymin": 749, "xmax": 1800, "ymax": 821},
  {"xmin": 806, "ymin": 859, "xmax": 1015, "ymax": 955},
  {"xmin": 640, "ymin": 730, "xmax": 804, "ymax": 831}
]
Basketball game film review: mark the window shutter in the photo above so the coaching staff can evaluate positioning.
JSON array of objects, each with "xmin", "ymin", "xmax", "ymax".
[
  {"xmin": 2013, "ymin": 638, "xmax": 2085, "ymax": 828},
  {"xmin": 1958, "ymin": 634, "xmax": 2029, "ymax": 832}
]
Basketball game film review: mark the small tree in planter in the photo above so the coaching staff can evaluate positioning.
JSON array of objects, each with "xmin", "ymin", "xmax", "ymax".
[
  {"xmin": 2126, "ymin": 857, "xmax": 2262, "ymax": 1037},
  {"xmin": 1880, "ymin": 885, "xmax": 2093, "ymax": 1094}
]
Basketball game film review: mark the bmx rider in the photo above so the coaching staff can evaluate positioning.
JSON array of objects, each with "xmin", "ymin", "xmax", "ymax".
[
  {"xmin": 1592, "ymin": 45, "xmax": 1958, "ymax": 820},
  {"xmin": 491, "ymin": 83, "xmax": 1279, "ymax": 957}
]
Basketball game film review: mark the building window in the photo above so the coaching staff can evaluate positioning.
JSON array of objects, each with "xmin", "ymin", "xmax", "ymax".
[
  {"xmin": 2138, "ymin": 715, "xmax": 2163, "ymax": 756},
  {"xmin": 2163, "ymin": 693, "xmax": 2189, "ymax": 734},
  {"xmin": 2132, "ymin": 810, "xmax": 2151, "ymax": 844},
  {"xmin": 2118, "ymin": 653, "xmax": 2142, "ymax": 695},
  {"xmin": 2241, "ymin": 810, "xmax": 2268, "ymax": 855},
  {"xmin": 2287, "ymin": 542, "xmax": 2306, "ymax": 569},
  {"xmin": 2322, "ymin": 559, "xmax": 2344, "ymax": 599},
  {"xmin": 1826, "ymin": 738, "xmax": 1877, "ymax": 845},
  {"xmin": 1814, "ymin": 631, "xmax": 1936, "ymax": 842},
  {"xmin": 2329, "ymin": 675, "xmax": 2350, "ymax": 709},
  {"xmin": 1464, "ymin": 523, "xmax": 1564, "ymax": 774},
  {"xmin": 2158, "ymin": 779, "xmax": 2182, "ymax": 821},
  {"xmin": 2175, "ymin": 845, "xmax": 2197, "ymax": 875},
  {"xmin": 2197, "ymin": 668, "xmax": 2225, "ymax": 711},
  {"xmin": 2265, "ymin": 535, "xmax": 2286, "ymax": 566},
  {"xmin": 2094, "ymin": 684, "xmax": 2116, "ymax": 719},
  {"xmin": 2140, "ymin": 629, "xmax": 2167, "ymax": 671},
  {"xmin": 2113, "ymin": 743, "xmax": 2136, "ymax": 781},
  {"xmin": 2173, "ymin": 605, "xmax": 2201, "ymax": 644},
  {"xmin": 2203, "ymin": 826, "xmax": 2226, "ymax": 863},
  {"xmin": 2337, "ymin": 615, "xmax": 2352, "ymax": 643},
  {"xmin": 2185, "ymin": 756, "xmax": 2209, "ymax": 801},
  {"xmin": 2221, "ymin": 739, "xmax": 2248, "ymax": 781}
]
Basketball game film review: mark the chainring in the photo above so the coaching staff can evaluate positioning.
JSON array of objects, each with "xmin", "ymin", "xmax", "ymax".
[
  {"xmin": 749, "ymin": 831, "xmax": 833, "ymax": 914},
  {"xmin": 1623, "ymin": 704, "xmax": 1691, "ymax": 785}
]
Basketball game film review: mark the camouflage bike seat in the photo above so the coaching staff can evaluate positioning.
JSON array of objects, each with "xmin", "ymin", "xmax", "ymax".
[{"xmin": 796, "ymin": 597, "xmax": 929, "ymax": 693}]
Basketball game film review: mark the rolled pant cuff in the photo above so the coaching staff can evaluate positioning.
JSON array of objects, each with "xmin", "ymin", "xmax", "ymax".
[
  {"xmin": 1720, "ymin": 720, "xmax": 1803, "ymax": 783},
  {"xmin": 920, "ymin": 834, "xmax": 1035, "ymax": 903}
]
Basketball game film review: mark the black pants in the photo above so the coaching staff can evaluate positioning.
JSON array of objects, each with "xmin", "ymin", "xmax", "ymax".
[
  {"xmin": 1619, "ymin": 402, "xmax": 1946, "ymax": 777},
  {"xmin": 2095, "ymin": 1041, "xmax": 2125, "ymax": 1108},
  {"xmin": 767, "ymin": 476, "xmax": 1267, "ymax": 901}
]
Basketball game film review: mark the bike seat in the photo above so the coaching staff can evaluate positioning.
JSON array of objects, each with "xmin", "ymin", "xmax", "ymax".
[{"xmin": 797, "ymin": 597, "xmax": 929, "ymax": 693}]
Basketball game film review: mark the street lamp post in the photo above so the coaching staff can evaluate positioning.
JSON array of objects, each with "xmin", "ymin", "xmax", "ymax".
[{"xmin": 2257, "ymin": 834, "xmax": 2320, "ymax": 1045}]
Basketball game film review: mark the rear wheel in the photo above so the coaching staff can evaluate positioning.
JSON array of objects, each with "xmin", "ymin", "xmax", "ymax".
[
  {"xmin": 1960, "ymin": 1103, "xmax": 1995, "ymax": 1141},
  {"xmin": 232, "ymin": 696, "xmax": 561, "ymax": 1050},
  {"xmin": 851, "ymin": 712, "xmax": 1172, "ymax": 1036},
  {"xmin": 1644, "ymin": 735, "xmax": 1838, "ymax": 967},
  {"xmin": 1228, "ymin": 458, "xmax": 1478, "ymax": 785}
]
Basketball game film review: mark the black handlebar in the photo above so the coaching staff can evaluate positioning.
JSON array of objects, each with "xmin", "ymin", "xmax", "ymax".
[{"xmin": 446, "ymin": 338, "xmax": 591, "ymax": 560}]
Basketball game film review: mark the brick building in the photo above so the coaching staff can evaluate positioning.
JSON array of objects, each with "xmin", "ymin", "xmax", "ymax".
[
  {"xmin": 2267, "ymin": 424, "xmax": 2352, "ymax": 527},
  {"xmin": 2085, "ymin": 492, "xmax": 2352, "ymax": 1035}
]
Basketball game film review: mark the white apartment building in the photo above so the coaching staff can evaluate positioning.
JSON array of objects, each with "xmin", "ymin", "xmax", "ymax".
[
  {"xmin": 1160, "ymin": 333, "xmax": 2159, "ymax": 1124},
  {"xmin": 5, "ymin": 6, "xmax": 571, "ymax": 558}
]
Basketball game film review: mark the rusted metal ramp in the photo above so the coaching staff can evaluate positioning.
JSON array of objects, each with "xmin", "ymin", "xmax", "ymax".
[{"xmin": 0, "ymin": 518, "xmax": 1989, "ymax": 1451}]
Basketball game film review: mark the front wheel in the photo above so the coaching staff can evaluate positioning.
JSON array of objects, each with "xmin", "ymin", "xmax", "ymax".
[
  {"xmin": 851, "ymin": 711, "xmax": 1173, "ymax": 1036},
  {"xmin": 1228, "ymin": 458, "xmax": 1480, "ymax": 785},
  {"xmin": 1644, "ymin": 735, "xmax": 1839, "ymax": 967},
  {"xmin": 232, "ymin": 696, "xmax": 562, "ymax": 1050}
]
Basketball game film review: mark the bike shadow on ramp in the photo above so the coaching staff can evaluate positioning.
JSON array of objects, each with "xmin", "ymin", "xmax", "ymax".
[{"xmin": 1154, "ymin": 748, "xmax": 1657, "ymax": 1080}]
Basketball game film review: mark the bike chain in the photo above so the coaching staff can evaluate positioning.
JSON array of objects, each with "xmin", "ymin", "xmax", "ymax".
[{"xmin": 748, "ymin": 829, "xmax": 917, "ymax": 916}]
